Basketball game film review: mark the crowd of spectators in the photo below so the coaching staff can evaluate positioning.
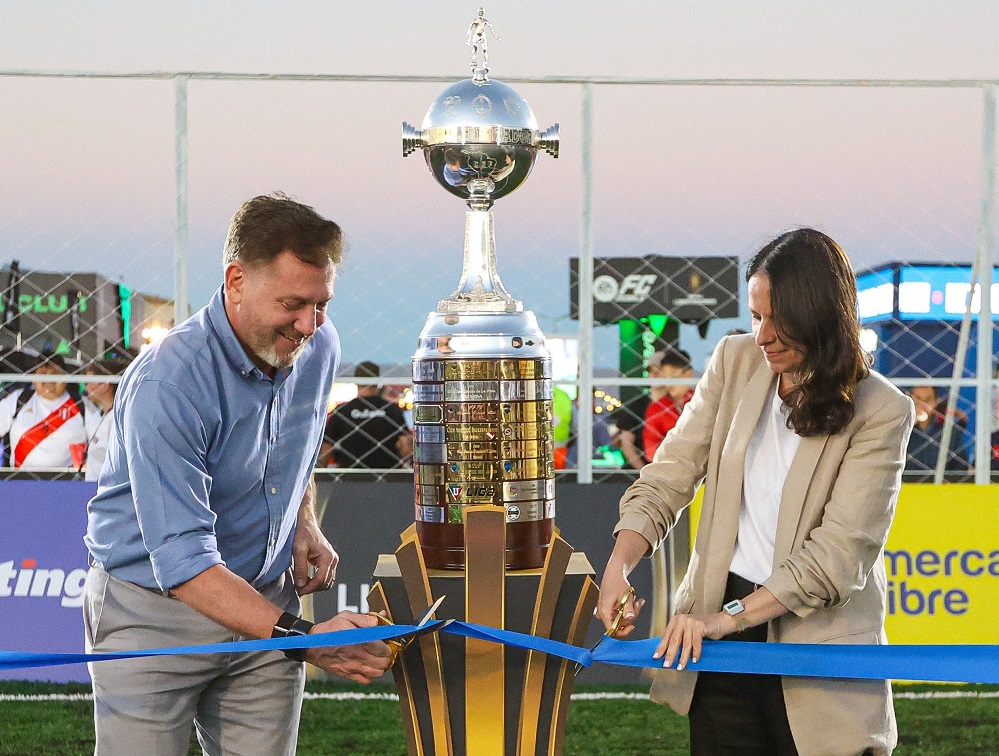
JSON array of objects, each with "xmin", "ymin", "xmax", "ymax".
[
  {"xmin": 607, "ymin": 352, "xmax": 991, "ymax": 481},
  {"xmin": 2, "ymin": 350, "xmax": 996, "ymax": 480}
]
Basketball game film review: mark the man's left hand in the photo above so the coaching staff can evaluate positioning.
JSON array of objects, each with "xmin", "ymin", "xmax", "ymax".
[{"xmin": 293, "ymin": 506, "xmax": 338, "ymax": 595}]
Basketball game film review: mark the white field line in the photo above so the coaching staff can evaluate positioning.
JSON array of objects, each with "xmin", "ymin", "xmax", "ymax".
[
  {"xmin": 2, "ymin": 691, "xmax": 998, "ymax": 703},
  {"xmin": 894, "ymin": 691, "xmax": 999, "ymax": 700}
]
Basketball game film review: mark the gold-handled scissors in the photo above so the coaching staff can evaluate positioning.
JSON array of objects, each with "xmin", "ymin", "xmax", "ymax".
[
  {"xmin": 606, "ymin": 586, "xmax": 636, "ymax": 638},
  {"xmin": 577, "ymin": 586, "xmax": 638, "ymax": 678},
  {"xmin": 367, "ymin": 594, "xmax": 448, "ymax": 665}
]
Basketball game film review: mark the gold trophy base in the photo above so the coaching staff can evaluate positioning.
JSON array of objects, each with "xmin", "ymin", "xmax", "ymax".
[{"xmin": 368, "ymin": 506, "xmax": 598, "ymax": 756}]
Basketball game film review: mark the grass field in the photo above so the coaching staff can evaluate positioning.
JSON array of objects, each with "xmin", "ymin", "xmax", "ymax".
[{"xmin": 2, "ymin": 681, "xmax": 998, "ymax": 755}]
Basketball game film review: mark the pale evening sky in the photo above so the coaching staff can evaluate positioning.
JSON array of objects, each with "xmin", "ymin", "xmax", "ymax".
[{"xmin": 1, "ymin": 1, "xmax": 997, "ymax": 368}]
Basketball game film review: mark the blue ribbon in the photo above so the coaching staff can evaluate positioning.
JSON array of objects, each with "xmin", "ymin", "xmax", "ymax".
[
  {"xmin": 3, "ymin": 621, "xmax": 998, "ymax": 684},
  {"xmin": 0, "ymin": 623, "xmax": 439, "ymax": 671},
  {"xmin": 588, "ymin": 637, "xmax": 999, "ymax": 685},
  {"xmin": 441, "ymin": 621, "xmax": 592, "ymax": 668}
]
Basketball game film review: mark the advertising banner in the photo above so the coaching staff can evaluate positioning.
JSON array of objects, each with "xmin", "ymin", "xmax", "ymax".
[
  {"xmin": 689, "ymin": 484, "xmax": 999, "ymax": 644},
  {"xmin": 882, "ymin": 485, "xmax": 999, "ymax": 643},
  {"xmin": 0, "ymin": 480, "xmax": 95, "ymax": 682},
  {"xmin": 6, "ymin": 479, "xmax": 988, "ymax": 685},
  {"xmin": 569, "ymin": 255, "xmax": 740, "ymax": 324}
]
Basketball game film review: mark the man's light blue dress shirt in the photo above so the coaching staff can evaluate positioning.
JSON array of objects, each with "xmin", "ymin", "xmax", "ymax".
[{"xmin": 85, "ymin": 287, "xmax": 339, "ymax": 591}]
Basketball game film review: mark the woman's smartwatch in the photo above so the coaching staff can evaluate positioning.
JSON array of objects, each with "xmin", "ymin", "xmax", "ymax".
[
  {"xmin": 722, "ymin": 599, "xmax": 745, "ymax": 617},
  {"xmin": 271, "ymin": 612, "xmax": 315, "ymax": 662}
]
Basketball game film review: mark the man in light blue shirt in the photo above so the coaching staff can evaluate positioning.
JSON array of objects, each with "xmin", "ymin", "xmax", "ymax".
[{"xmin": 84, "ymin": 195, "xmax": 391, "ymax": 756}]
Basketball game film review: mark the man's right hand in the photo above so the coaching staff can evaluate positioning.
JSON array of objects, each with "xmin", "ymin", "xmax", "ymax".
[{"xmin": 306, "ymin": 612, "xmax": 393, "ymax": 683}]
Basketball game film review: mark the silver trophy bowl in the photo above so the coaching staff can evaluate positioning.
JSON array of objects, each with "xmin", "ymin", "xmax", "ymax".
[
  {"xmin": 402, "ymin": 71, "xmax": 558, "ymax": 312},
  {"xmin": 403, "ymin": 78, "xmax": 558, "ymax": 205}
]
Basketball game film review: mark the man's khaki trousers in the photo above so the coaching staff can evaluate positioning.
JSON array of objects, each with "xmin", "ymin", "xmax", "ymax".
[{"xmin": 83, "ymin": 567, "xmax": 305, "ymax": 756}]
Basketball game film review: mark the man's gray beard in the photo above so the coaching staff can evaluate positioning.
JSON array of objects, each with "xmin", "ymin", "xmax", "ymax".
[{"xmin": 256, "ymin": 339, "xmax": 308, "ymax": 370}]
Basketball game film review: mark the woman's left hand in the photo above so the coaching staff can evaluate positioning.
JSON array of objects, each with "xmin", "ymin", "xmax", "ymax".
[{"xmin": 653, "ymin": 611, "xmax": 734, "ymax": 671}]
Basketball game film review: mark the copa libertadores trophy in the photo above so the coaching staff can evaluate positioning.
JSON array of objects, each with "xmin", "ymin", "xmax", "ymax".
[
  {"xmin": 404, "ymin": 9, "xmax": 559, "ymax": 572},
  {"xmin": 366, "ymin": 10, "xmax": 599, "ymax": 756}
]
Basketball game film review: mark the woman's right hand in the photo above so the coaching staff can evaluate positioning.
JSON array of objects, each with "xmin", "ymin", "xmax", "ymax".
[
  {"xmin": 597, "ymin": 570, "xmax": 644, "ymax": 637},
  {"xmin": 597, "ymin": 530, "xmax": 650, "ymax": 637}
]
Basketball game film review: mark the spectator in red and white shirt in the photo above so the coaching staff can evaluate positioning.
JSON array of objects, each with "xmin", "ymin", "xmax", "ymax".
[
  {"xmin": 642, "ymin": 348, "xmax": 696, "ymax": 462},
  {"xmin": 0, "ymin": 353, "xmax": 87, "ymax": 469}
]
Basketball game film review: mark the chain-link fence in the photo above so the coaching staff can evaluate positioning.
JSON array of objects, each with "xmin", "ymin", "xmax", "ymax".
[{"xmin": 1, "ymin": 72, "xmax": 996, "ymax": 483}]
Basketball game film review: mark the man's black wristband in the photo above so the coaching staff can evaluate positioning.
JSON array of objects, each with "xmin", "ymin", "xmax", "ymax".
[{"xmin": 271, "ymin": 611, "xmax": 315, "ymax": 663}]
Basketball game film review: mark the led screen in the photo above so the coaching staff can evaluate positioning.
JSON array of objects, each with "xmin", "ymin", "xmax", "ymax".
[
  {"xmin": 898, "ymin": 266, "xmax": 999, "ymax": 320},
  {"xmin": 856, "ymin": 265, "xmax": 999, "ymax": 322}
]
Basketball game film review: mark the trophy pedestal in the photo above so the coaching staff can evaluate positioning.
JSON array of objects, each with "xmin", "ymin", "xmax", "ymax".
[{"xmin": 368, "ymin": 506, "xmax": 598, "ymax": 756}]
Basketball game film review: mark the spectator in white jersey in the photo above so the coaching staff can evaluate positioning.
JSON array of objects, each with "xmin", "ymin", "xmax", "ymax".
[
  {"xmin": 81, "ymin": 357, "xmax": 131, "ymax": 481},
  {"xmin": 0, "ymin": 352, "xmax": 87, "ymax": 470}
]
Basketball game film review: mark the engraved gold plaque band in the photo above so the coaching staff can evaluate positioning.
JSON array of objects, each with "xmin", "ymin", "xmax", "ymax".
[
  {"xmin": 416, "ymin": 459, "xmax": 556, "ymax": 484},
  {"xmin": 414, "ymin": 358, "xmax": 553, "ymax": 381},
  {"xmin": 445, "ymin": 402, "xmax": 500, "ymax": 423},
  {"xmin": 441, "ymin": 401, "xmax": 552, "ymax": 424},
  {"xmin": 440, "ymin": 421, "xmax": 551, "ymax": 442}
]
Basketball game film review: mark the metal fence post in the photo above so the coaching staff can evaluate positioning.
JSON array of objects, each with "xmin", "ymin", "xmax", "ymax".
[
  {"xmin": 577, "ymin": 83, "xmax": 595, "ymax": 484},
  {"xmin": 174, "ymin": 75, "xmax": 189, "ymax": 327},
  {"xmin": 975, "ymin": 85, "xmax": 996, "ymax": 484}
]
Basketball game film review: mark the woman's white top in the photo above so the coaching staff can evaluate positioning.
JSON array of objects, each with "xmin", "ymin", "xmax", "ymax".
[{"xmin": 729, "ymin": 381, "xmax": 803, "ymax": 586}]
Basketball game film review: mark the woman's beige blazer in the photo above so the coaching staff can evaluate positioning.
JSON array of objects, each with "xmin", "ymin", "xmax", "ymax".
[{"xmin": 616, "ymin": 334, "xmax": 914, "ymax": 756}]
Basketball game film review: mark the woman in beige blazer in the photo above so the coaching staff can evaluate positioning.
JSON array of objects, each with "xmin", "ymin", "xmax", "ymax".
[{"xmin": 598, "ymin": 229, "xmax": 914, "ymax": 756}]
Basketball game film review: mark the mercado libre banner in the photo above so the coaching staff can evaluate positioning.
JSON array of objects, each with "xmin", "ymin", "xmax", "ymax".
[
  {"xmin": 881, "ymin": 485, "xmax": 999, "ymax": 644},
  {"xmin": 689, "ymin": 484, "xmax": 999, "ymax": 645}
]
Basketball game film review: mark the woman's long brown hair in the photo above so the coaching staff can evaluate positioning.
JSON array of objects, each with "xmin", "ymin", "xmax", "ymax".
[{"xmin": 747, "ymin": 228, "xmax": 870, "ymax": 437}]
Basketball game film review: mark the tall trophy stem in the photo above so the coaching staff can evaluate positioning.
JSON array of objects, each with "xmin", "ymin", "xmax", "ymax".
[{"xmin": 438, "ymin": 208, "xmax": 522, "ymax": 313}]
